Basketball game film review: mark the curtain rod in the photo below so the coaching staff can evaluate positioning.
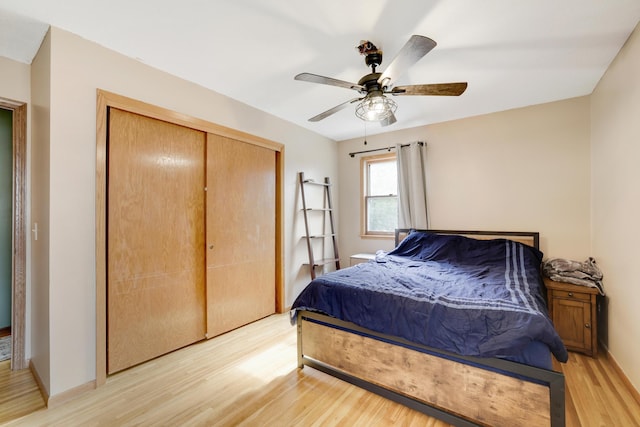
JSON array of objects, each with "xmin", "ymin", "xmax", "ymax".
[{"xmin": 348, "ymin": 141, "xmax": 424, "ymax": 158}]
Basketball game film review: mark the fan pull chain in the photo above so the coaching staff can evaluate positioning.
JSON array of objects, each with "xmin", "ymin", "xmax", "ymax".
[{"xmin": 363, "ymin": 122, "xmax": 368, "ymax": 145}]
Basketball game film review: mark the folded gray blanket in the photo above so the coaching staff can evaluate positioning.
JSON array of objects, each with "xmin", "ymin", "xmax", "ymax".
[{"xmin": 542, "ymin": 257, "xmax": 605, "ymax": 295}]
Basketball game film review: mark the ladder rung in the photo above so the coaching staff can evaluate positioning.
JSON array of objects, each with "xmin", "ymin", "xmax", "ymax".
[
  {"xmin": 303, "ymin": 179, "xmax": 331, "ymax": 187},
  {"xmin": 308, "ymin": 234, "xmax": 335, "ymax": 238},
  {"xmin": 302, "ymin": 258, "xmax": 339, "ymax": 267},
  {"xmin": 302, "ymin": 208, "xmax": 332, "ymax": 212},
  {"xmin": 315, "ymin": 258, "xmax": 340, "ymax": 267}
]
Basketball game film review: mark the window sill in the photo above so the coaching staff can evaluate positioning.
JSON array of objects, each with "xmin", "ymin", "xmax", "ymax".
[{"xmin": 360, "ymin": 234, "xmax": 395, "ymax": 240}]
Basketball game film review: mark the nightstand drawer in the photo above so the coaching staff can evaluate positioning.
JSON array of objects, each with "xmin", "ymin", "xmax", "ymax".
[{"xmin": 553, "ymin": 289, "xmax": 592, "ymax": 302}]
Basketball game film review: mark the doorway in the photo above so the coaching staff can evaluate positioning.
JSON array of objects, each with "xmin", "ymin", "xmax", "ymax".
[
  {"xmin": 0, "ymin": 97, "xmax": 27, "ymax": 370},
  {"xmin": 0, "ymin": 108, "xmax": 11, "ymax": 357}
]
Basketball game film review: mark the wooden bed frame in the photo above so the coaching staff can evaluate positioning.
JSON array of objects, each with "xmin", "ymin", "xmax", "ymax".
[{"xmin": 296, "ymin": 230, "xmax": 565, "ymax": 427}]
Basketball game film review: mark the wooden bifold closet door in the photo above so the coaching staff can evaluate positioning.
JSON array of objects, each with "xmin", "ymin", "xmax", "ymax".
[{"xmin": 107, "ymin": 108, "xmax": 276, "ymax": 374}]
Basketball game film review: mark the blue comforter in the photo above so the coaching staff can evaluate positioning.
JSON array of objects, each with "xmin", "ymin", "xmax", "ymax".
[{"xmin": 291, "ymin": 231, "xmax": 568, "ymax": 365}]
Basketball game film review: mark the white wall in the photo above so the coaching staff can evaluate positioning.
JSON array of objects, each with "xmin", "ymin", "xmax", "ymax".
[
  {"xmin": 338, "ymin": 96, "xmax": 592, "ymax": 264},
  {"xmin": 285, "ymin": 148, "xmax": 341, "ymax": 303},
  {"xmin": 31, "ymin": 27, "xmax": 337, "ymax": 397},
  {"xmin": 591, "ymin": 22, "xmax": 640, "ymax": 393},
  {"xmin": 0, "ymin": 56, "xmax": 31, "ymax": 102}
]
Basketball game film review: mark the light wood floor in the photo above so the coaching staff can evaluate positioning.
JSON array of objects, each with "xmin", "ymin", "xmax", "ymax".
[
  {"xmin": 1, "ymin": 313, "xmax": 639, "ymax": 426},
  {"xmin": 0, "ymin": 359, "xmax": 45, "ymax": 424}
]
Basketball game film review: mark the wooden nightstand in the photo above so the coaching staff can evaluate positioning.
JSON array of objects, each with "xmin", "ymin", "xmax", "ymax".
[
  {"xmin": 544, "ymin": 277, "xmax": 599, "ymax": 357},
  {"xmin": 350, "ymin": 253, "xmax": 376, "ymax": 266}
]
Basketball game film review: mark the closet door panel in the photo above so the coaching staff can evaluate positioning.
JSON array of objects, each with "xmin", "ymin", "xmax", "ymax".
[
  {"xmin": 108, "ymin": 108, "xmax": 206, "ymax": 374},
  {"xmin": 206, "ymin": 134, "xmax": 276, "ymax": 337}
]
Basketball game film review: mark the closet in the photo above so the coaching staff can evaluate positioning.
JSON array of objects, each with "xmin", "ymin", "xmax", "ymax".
[{"xmin": 105, "ymin": 102, "xmax": 278, "ymax": 375}]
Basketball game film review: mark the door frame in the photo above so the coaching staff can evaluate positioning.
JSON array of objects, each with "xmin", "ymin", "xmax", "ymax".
[
  {"xmin": 95, "ymin": 89, "xmax": 285, "ymax": 386},
  {"xmin": 0, "ymin": 97, "xmax": 27, "ymax": 370}
]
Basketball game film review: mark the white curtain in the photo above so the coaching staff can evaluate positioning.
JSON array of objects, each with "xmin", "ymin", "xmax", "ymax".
[{"xmin": 396, "ymin": 141, "xmax": 429, "ymax": 229}]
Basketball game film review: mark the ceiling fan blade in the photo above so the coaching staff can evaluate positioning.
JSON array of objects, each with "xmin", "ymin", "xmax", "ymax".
[
  {"xmin": 378, "ymin": 35, "xmax": 437, "ymax": 87},
  {"xmin": 380, "ymin": 113, "xmax": 397, "ymax": 127},
  {"xmin": 308, "ymin": 98, "xmax": 362, "ymax": 122},
  {"xmin": 390, "ymin": 82, "xmax": 468, "ymax": 96},
  {"xmin": 295, "ymin": 73, "xmax": 365, "ymax": 92}
]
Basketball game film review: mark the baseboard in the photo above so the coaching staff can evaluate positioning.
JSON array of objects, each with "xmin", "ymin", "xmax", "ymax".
[
  {"xmin": 29, "ymin": 360, "xmax": 97, "ymax": 408},
  {"xmin": 601, "ymin": 345, "xmax": 640, "ymax": 406},
  {"xmin": 0, "ymin": 326, "xmax": 10, "ymax": 338},
  {"xmin": 29, "ymin": 359, "xmax": 49, "ymax": 406},
  {"xmin": 47, "ymin": 380, "xmax": 96, "ymax": 408}
]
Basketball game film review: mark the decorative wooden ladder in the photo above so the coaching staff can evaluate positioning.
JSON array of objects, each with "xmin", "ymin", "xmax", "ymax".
[{"xmin": 298, "ymin": 172, "xmax": 340, "ymax": 280}]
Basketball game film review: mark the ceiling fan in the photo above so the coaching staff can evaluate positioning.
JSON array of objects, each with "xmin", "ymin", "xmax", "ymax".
[{"xmin": 294, "ymin": 35, "xmax": 467, "ymax": 126}]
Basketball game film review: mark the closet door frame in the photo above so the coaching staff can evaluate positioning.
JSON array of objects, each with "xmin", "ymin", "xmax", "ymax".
[{"xmin": 95, "ymin": 89, "xmax": 284, "ymax": 386}]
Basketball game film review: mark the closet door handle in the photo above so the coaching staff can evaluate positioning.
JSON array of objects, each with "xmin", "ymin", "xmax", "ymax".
[{"xmin": 585, "ymin": 323, "xmax": 591, "ymax": 329}]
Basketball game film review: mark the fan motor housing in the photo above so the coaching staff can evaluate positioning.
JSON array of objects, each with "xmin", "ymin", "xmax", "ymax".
[{"xmin": 358, "ymin": 72, "xmax": 383, "ymax": 92}]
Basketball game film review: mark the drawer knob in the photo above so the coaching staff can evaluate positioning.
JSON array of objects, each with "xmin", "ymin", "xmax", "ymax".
[
  {"xmin": 585, "ymin": 323, "xmax": 591, "ymax": 329},
  {"xmin": 568, "ymin": 292, "xmax": 573, "ymax": 297}
]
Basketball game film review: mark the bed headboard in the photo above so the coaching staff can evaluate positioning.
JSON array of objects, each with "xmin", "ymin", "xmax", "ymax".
[{"xmin": 394, "ymin": 229, "xmax": 540, "ymax": 250}]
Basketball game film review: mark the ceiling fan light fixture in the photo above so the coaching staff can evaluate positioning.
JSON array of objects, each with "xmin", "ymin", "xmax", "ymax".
[
  {"xmin": 295, "ymin": 35, "xmax": 464, "ymax": 125},
  {"xmin": 355, "ymin": 95, "xmax": 397, "ymax": 122}
]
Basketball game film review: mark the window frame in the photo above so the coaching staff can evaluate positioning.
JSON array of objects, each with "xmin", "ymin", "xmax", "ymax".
[{"xmin": 360, "ymin": 152, "xmax": 398, "ymax": 238}]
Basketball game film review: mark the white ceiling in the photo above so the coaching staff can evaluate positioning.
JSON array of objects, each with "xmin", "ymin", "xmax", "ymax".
[{"xmin": 1, "ymin": 1, "xmax": 639, "ymax": 141}]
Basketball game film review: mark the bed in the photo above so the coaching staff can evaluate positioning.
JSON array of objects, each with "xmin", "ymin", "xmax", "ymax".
[{"xmin": 291, "ymin": 229, "xmax": 567, "ymax": 427}]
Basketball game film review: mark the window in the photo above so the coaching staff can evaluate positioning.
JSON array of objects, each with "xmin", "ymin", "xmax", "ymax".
[{"xmin": 361, "ymin": 153, "xmax": 397, "ymax": 236}]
